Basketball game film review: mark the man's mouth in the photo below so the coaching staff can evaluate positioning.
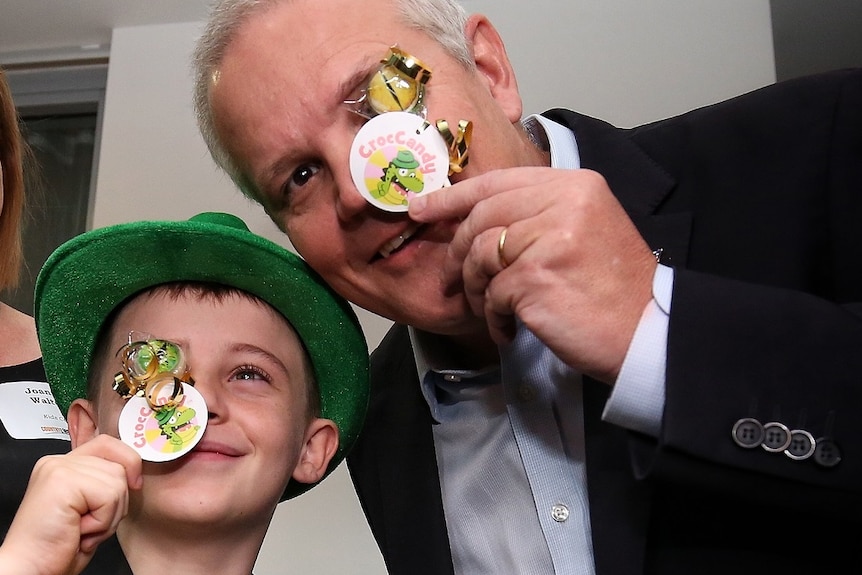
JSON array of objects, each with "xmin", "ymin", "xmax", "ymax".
[{"xmin": 378, "ymin": 221, "xmax": 424, "ymax": 258}]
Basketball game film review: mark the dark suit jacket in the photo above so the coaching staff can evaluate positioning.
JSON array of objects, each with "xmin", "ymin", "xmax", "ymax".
[{"xmin": 347, "ymin": 69, "xmax": 862, "ymax": 575}]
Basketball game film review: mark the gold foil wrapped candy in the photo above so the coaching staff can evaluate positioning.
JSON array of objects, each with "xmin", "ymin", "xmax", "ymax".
[{"xmin": 113, "ymin": 336, "xmax": 195, "ymax": 411}]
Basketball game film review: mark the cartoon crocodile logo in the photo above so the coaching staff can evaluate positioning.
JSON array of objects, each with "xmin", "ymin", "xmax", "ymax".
[
  {"xmin": 375, "ymin": 149, "xmax": 424, "ymax": 206},
  {"xmin": 155, "ymin": 405, "xmax": 199, "ymax": 446}
]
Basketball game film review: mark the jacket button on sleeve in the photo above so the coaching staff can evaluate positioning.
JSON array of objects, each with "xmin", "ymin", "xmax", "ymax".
[
  {"xmin": 761, "ymin": 422, "xmax": 792, "ymax": 452},
  {"xmin": 732, "ymin": 417, "xmax": 764, "ymax": 448},
  {"xmin": 813, "ymin": 438, "xmax": 842, "ymax": 468},
  {"xmin": 784, "ymin": 429, "xmax": 816, "ymax": 460}
]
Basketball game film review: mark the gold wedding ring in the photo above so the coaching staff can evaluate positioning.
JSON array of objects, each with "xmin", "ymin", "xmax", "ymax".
[{"xmin": 498, "ymin": 226, "xmax": 510, "ymax": 269}]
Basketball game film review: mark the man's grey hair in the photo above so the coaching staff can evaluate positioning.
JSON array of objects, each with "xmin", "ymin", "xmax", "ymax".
[{"xmin": 191, "ymin": 0, "xmax": 472, "ymax": 200}]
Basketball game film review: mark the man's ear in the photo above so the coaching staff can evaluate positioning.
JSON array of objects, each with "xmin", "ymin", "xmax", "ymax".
[
  {"xmin": 465, "ymin": 14, "xmax": 523, "ymax": 123},
  {"xmin": 291, "ymin": 418, "xmax": 339, "ymax": 485},
  {"xmin": 67, "ymin": 398, "xmax": 99, "ymax": 449}
]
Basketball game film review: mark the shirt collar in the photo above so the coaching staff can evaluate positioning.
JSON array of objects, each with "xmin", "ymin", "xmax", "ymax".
[
  {"xmin": 522, "ymin": 113, "xmax": 581, "ymax": 170},
  {"xmin": 410, "ymin": 326, "xmax": 499, "ymax": 422}
]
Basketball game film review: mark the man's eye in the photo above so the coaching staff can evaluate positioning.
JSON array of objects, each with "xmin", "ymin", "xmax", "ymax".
[
  {"xmin": 290, "ymin": 164, "xmax": 320, "ymax": 189},
  {"xmin": 276, "ymin": 163, "xmax": 322, "ymax": 210}
]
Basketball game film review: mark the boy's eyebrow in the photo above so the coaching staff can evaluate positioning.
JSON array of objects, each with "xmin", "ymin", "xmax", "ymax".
[
  {"xmin": 231, "ymin": 342, "xmax": 291, "ymax": 378},
  {"xmin": 160, "ymin": 340, "xmax": 293, "ymax": 379}
]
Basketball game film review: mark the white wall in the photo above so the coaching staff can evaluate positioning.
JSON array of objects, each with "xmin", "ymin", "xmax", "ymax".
[
  {"xmin": 93, "ymin": 2, "xmax": 775, "ymax": 574},
  {"xmin": 466, "ymin": 1, "xmax": 775, "ymax": 125}
]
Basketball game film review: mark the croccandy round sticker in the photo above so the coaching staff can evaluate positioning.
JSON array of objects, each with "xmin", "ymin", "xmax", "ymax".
[
  {"xmin": 349, "ymin": 111, "xmax": 450, "ymax": 212},
  {"xmin": 118, "ymin": 383, "xmax": 207, "ymax": 462}
]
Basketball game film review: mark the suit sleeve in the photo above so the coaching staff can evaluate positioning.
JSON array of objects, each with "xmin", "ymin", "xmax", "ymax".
[{"xmin": 627, "ymin": 68, "xmax": 862, "ymax": 514}]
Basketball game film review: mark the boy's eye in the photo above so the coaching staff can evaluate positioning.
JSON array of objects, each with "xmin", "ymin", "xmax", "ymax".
[{"xmin": 232, "ymin": 365, "xmax": 271, "ymax": 383}]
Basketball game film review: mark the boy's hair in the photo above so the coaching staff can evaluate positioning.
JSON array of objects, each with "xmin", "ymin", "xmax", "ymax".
[{"xmin": 87, "ymin": 281, "xmax": 320, "ymax": 419}]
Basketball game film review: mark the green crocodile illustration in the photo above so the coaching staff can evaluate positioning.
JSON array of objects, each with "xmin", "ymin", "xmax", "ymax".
[{"xmin": 375, "ymin": 149, "xmax": 424, "ymax": 206}]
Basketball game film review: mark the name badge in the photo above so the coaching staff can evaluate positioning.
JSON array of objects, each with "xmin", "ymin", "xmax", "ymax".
[{"xmin": 0, "ymin": 381, "xmax": 70, "ymax": 440}]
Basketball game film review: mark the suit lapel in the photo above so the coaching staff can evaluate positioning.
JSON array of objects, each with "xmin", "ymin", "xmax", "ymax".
[
  {"xmin": 352, "ymin": 325, "xmax": 455, "ymax": 575},
  {"xmin": 543, "ymin": 110, "xmax": 683, "ymax": 571},
  {"xmin": 583, "ymin": 379, "xmax": 653, "ymax": 575},
  {"xmin": 543, "ymin": 109, "xmax": 691, "ymax": 267}
]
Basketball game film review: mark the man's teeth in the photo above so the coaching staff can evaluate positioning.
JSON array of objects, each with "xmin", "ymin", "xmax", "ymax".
[{"xmin": 379, "ymin": 224, "xmax": 421, "ymax": 258}]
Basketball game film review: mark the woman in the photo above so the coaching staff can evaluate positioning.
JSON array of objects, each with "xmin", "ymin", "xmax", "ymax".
[
  {"xmin": 0, "ymin": 66, "xmax": 68, "ymax": 534},
  {"xmin": 0, "ymin": 67, "xmax": 125, "ymax": 572}
]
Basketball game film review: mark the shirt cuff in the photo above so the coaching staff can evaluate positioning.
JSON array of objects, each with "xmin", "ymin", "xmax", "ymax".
[{"xmin": 601, "ymin": 264, "xmax": 674, "ymax": 437}]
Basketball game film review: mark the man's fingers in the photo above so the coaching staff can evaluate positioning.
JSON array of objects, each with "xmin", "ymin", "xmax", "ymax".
[{"xmin": 408, "ymin": 168, "xmax": 537, "ymax": 221}]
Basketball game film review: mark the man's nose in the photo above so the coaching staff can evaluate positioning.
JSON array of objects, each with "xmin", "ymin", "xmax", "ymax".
[
  {"xmin": 327, "ymin": 117, "xmax": 375, "ymax": 222},
  {"xmin": 334, "ymin": 179, "xmax": 370, "ymax": 222}
]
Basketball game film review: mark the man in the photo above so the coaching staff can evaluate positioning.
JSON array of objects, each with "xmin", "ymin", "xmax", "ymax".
[{"xmin": 192, "ymin": 0, "xmax": 862, "ymax": 573}]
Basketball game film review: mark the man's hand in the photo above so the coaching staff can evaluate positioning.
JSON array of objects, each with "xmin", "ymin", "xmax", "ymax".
[
  {"xmin": 0, "ymin": 435, "xmax": 142, "ymax": 575},
  {"xmin": 409, "ymin": 167, "xmax": 656, "ymax": 383}
]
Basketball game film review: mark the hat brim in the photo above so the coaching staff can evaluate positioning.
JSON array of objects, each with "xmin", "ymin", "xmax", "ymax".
[{"xmin": 34, "ymin": 212, "xmax": 368, "ymax": 500}]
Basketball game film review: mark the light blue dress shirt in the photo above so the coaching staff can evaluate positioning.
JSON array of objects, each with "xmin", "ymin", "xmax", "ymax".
[{"xmin": 412, "ymin": 114, "xmax": 673, "ymax": 575}]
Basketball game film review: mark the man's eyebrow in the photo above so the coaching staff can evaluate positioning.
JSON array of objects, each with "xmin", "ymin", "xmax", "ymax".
[
  {"xmin": 261, "ymin": 55, "xmax": 384, "ymax": 189},
  {"xmin": 337, "ymin": 56, "xmax": 381, "ymax": 104},
  {"xmin": 263, "ymin": 154, "xmax": 296, "ymax": 191}
]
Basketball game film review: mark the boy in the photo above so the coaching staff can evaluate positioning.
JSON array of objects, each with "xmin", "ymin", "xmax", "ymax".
[{"xmin": 0, "ymin": 212, "xmax": 368, "ymax": 575}]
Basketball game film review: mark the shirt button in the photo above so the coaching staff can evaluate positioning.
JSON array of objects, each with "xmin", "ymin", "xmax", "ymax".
[
  {"xmin": 551, "ymin": 504, "xmax": 569, "ymax": 522},
  {"xmin": 518, "ymin": 385, "xmax": 535, "ymax": 402}
]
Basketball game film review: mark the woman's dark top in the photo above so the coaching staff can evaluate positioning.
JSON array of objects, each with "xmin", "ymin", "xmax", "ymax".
[{"xmin": 1, "ymin": 358, "xmax": 124, "ymax": 573}]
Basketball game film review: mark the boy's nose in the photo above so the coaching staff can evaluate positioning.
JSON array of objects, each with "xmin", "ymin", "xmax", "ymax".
[{"xmin": 184, "ymin": 379, "xmax": 223, "ymax": 421}]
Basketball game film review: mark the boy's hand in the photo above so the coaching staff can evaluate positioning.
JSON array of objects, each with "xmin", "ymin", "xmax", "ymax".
[{"xmin": 0, "ymin": 434, "xmax": 142, "ymax": 575}]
